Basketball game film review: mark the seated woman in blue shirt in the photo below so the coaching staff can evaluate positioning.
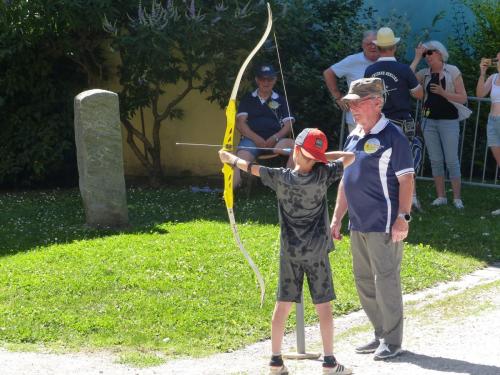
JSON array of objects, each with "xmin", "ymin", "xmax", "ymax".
[{"xmin": 234, "ymin": 64, "xmax": 295, "ymax": 188}]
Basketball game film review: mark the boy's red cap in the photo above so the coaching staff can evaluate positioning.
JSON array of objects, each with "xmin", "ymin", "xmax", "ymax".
[{"xmin": 295, "ymin": 128, "xmax": 328, "ymax": 163}]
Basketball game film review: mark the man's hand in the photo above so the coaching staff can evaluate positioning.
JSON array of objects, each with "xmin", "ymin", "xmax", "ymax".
[
  {"xmin": 264, "ymin": 136, "xmax": 277, "ymax": 148},
  {"xmin": 335, "ymin": 97, "xmax": 349, "ymax": 112},
  {"xmin": 254, "ymin": 137, "xmax": 267, "ymax": 148},
  {"xmin": 330, "ymin": 217, "xmax": 343, "ymax": 241},
  {"xmin": 391, "ymin": 216, "xmax": 409, "ymax": 243}
]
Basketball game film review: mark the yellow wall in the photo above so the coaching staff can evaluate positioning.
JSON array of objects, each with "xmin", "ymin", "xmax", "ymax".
[
  {"xmin": 102, "ymin": 67, "xmax": 229, "ymax": 178},
  {"xmin": 125, "ymin": 86, "xmax": 227, "ymax": 178}
]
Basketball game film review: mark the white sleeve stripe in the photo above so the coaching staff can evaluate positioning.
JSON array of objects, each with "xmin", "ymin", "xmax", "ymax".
[
  {"xmin": 396, "ymin": 168, "xmax": 415, "ymax": 176},
  {"xmin": 236, "ymin": 112, "xmax": 248, "ymax": 117}
]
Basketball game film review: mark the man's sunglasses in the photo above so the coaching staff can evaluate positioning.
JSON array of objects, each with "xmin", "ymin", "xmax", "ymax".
[{"xmin": 422, "ymin": 50, "xmax": 437, "ymax": 57}]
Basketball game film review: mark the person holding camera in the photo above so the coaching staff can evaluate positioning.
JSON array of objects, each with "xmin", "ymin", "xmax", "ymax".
[
  {"xmin": 476, "ymin": 51, "xmax": 500, "ymax": 215},
  {"xmin": 410, "ymin": 40, "xmax": 468, "ymax": 209}
]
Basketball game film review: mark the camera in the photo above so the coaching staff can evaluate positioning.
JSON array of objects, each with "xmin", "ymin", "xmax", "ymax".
[{"xmin": 481, "ymin": 58, "xmax": 499, "ymax": 67}]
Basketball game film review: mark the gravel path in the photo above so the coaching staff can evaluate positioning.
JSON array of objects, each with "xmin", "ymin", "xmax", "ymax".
[{"xmin": 1, "ymin": 264, "xmax": 499, "ymax": 375}]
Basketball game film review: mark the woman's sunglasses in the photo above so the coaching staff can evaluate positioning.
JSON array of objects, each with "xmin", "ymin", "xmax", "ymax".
[{"xmin": 422, "ymin": 50, "xmax": 437, "ymax": 57}]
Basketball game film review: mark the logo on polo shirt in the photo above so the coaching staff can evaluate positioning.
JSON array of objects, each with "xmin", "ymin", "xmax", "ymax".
[{"xmin": 364, "ymin": 138, "xmax": 381, "ymax": 154}]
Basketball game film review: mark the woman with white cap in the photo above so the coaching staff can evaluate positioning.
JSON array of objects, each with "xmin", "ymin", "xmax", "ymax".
[{"xmin": 410, "ymin": 41, "xmax": 468, "ymax": 209}]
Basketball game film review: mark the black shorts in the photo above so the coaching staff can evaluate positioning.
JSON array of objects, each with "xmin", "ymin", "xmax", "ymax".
[{"xmin": 276, "ymin": 253, "xmax": 335, "ymax": 304}]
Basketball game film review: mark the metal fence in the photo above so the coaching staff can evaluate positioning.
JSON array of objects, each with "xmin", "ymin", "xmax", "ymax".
[{"xmin": 338, "ymin": 96, "xmax": 499, "ymax": 189}]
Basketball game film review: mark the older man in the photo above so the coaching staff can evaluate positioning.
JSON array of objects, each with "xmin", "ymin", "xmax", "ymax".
[
  {"xmin": 234, "ymin": 64, "xmax": 295, "ymax": 188},
  {"xmin": 323, "ymin": 30, "xmax": 379, "ymax": 132},
  {"xmin": 331, "ymin": 78, "xmax": 414, "ymax": 360}
]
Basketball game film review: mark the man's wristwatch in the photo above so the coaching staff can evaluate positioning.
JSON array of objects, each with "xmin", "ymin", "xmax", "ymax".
[
  {"xmin": 398, "ymin": 212, "xmax": 412, "ymax": 222},
  {"xmin": 274, "ymin": 136, "xmax": 279, "ymax": 142}
]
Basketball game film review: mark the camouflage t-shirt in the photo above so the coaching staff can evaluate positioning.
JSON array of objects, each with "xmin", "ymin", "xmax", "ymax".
[{"xmin": 260, "ymin": 161, "xmax": 343, "ymax": 260}]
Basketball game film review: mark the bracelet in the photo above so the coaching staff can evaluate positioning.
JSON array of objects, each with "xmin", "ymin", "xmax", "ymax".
[
  {"xmin": 247, "ymin": 162, "xmax": 255, "ymax": 173},
  {"xmin": 232, "ymin": 158, "xmax": 239, "ymax": 167}
]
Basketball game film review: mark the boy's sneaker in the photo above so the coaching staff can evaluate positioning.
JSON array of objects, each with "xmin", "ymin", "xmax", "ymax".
[
  {"xmin": 322, "ymin": 356, "xmax": 352, "ymax": 375},
  {"xmin": 373, "ymin": 342, "xmax": 402, "ymax": 360},
  {"xmin": 269, "ymin": 365, "xmax": 288, "ymax": 374},
  {"xmin": 355, "ymin": 338, "xmax": 380, "ymax": 354},
  {"xmin": 431, "ymin": 197, "xmax": 448, "ymax": 206},
  {"xmin": 323, "ymin": 363, "xmax": 352, "ymax": 374},
  {"xmin": 269, "ymin": 355, "xmax": 288, "ymax": 375},
  {"xmin": 453, "ymin": 199, "xmax": 464, "ymax": 209}
]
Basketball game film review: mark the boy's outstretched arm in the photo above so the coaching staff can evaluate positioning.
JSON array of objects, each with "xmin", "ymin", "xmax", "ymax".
[
  {"xmin": 218, "ymin": 149, "xmax": 261, "ymax": 177},
  {"xmin": 325, "ymin": 151, "xmax": 355, "ymax": 167}
]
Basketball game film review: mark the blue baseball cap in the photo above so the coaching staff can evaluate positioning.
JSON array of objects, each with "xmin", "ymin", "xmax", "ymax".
[{"xmin": 255, "ymin": 64, "xmax": 277, "ymax": 78}]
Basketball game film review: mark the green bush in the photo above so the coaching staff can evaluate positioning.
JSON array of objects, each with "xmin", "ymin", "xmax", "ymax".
[{"xmin": 0, "ymin": 0, "xmax": 132, "ymax": 187}]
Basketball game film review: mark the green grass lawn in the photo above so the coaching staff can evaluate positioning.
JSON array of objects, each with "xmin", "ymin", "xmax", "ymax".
[{"xmin": 0, "ymin": 180, "xmax": 498, "ymax": 362}]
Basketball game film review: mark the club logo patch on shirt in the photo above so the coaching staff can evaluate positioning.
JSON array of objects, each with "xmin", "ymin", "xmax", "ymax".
[
  {"xmin": 268, "ymin": 100, "xmax": 280, "ymax": 110},
  {"xmin": 364, "ymin": 138, "xmax": 381, "ymax": 154}
]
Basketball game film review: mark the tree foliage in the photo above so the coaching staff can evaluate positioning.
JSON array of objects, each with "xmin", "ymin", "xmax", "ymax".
[
  {"xmin": 0, "ymin": 0, "xmax": 133, "ymax": 187},
  {"xmin": 446, "ymin": 0, "xmax": 500, "ymax": 178},
  {"xmin": 0, "ymin": 0, "xmax": 416, "ymax": 186},
  {"xmin": 259, "ymin": 1, "xmax": 412, "ymax": 146},
  {"xmin": 448, "ymin": 0, "xmax": 500, "ymax": 92},
  {"xmin": 104, "ymin": 0, "xmax": 278, "ymax": 185}
]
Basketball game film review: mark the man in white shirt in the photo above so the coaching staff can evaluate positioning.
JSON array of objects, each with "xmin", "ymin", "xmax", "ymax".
[{"xmin": 323, "ymin": 31, "xmax": 379, "ymax": 132}]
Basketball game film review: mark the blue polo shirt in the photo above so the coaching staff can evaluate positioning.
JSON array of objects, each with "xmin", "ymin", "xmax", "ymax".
[
  {"xmin": 343, "ymin": 116, "xmax": 414, "ymax": 233},
  {"xmin": 364, "ymin": 57, "xmax": 420, "ymax": 121},
  {"xmin": 237, "ymin": 90, "xmax": 293, "ymax": 139}
]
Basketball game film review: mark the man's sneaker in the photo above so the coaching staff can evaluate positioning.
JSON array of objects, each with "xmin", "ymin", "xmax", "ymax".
[
  {"xmin": 412, "ymin": 196, "xmax": 422, "ymax": 212},
  {"xmin": 453, "ymin": 199, "xmax": 464, "ymax": 209},
  {"xmin": 431, "ymin": 197, "xmax": 448, "ymax": 206},
  {"xmin": 322, "ymin": 356, "xmax": 352, "ymax": 375},
  {"xmin": 269, "ymin": 365, "xmax": 288, "ymax": 374},
  {"xmin": 492, "ymin": 209, "xmax": 500, "ymax": 216},
  {"xmin": 373, "ymin": 342, "xmax": 402, "ymax": 360},
  {"xmin": 355, "ymin": 338, "xmax": 380, "ymax": 354}
]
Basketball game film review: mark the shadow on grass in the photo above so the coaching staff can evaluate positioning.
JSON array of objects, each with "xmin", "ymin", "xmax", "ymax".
[
  {"xmin": 403, "ymin": 180, "xmax": 500, "ymax": 262},
  {"xmin": 1, "ymin": 180, "xmax": 498, "ymax": 262},
  {"xmin": 0, "ymin": 183, "xmax": 280, "ymax": 257}
]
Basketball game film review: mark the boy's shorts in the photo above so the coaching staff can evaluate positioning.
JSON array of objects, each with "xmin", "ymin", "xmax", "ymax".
[{"xmin": 276, "ymin": 253, "xmax": 335, "ymax": 305}]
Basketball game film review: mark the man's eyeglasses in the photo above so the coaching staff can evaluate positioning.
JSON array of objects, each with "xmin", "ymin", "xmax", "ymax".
[{"xmin": 422, "ymin": 49, "xmax": 437, "ymax": 57}]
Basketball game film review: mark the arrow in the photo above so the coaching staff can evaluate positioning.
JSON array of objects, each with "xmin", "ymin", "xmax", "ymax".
[{"xmin": 176, "ymin": 142, "xmax": 292, "ymax": 154}]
